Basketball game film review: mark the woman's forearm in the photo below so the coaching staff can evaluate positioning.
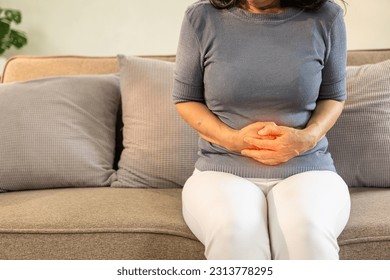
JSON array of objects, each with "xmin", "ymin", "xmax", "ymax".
[
  {"xmin": 304, "ymin": 99, "xmax": 345, "ymax": 145},
  {"xmin": 175, "ymin": 102, "xmax": 239, "ymax": 151}
]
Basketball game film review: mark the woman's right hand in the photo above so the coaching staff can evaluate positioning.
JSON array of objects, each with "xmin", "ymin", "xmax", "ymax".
[{"xmin": 175, "ymin": 101, "xmax": 276, "ymax": 153}]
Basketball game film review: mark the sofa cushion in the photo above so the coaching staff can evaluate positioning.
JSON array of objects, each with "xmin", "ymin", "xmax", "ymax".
[
  {"xmin": 0, "ymin": 186, "xmax": 388, "ymax": 260},
  {"xmin": 0, "ymin": 187, "xmax": 205, "ymax": 260},
  {"xmin": 327, "ymin": 59, "xmax": 390, "ymax": 187},
  {"xmin": 338, "ymin": 187, "xmax": 390, "ymax": 260},
  {"xmin": 0, "ymin": 74, "xmax": 120, "ymax": 192},
  {"xmin": 112, "ymin": 56, "xmax": 198, "ymax": 188}
]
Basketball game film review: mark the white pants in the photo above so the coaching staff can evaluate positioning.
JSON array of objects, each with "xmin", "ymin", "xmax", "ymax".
[{"xmin": 182, "ymin": 170, "xmax": 351, "ymax": 260}]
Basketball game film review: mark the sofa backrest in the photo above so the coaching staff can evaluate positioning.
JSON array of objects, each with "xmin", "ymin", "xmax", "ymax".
[
  {"xmin": 2, "ymin": 50, "xmax": 390, "ymax": 83},
  {"xmin": 1, "ymin": 55, "xmax": 175, "ymax": 83},
  {"xmin": 347, "ymin": 49, "xmax": 390, "ymax": 66}
]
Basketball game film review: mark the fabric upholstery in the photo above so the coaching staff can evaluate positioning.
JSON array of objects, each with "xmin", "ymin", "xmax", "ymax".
[
  {"xmin": 1, "ymin": 55, "xmax": 175, "ymax": 83},
  {"xmin": 327, "ymin": 60, "xmax": 390, "ymax": 187},
  {"xmin": 0, "ymin": 187, "xmax": 205, "ymax": 260},
  {"xmin": 347, "ymin": 49, "xmax": 390, "ymax": 66},
  {"xmin": 0, "ymin": 74, "xmax": 120, "ymax": 191},
  {"xmin": 338, "ymin": 187, "xmax": 390, "ymax": 259},
  {"xmin": 112, "ymin": 55, "xmax": 198, "ymax": 188},
  {"xmin": 0, "ymin": 186, "xmax": 388, "ymax": 259},
  {"xmin": 1, "ymin": 56, "xmax": 118, "ymax": 83}
]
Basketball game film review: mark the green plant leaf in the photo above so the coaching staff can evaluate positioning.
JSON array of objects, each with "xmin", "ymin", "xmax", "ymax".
[
  {"xmin": 0, "ymin": 33, "xmax": 11, "ymax": 55},
  {"xmin": 4, "ymin": 9, "xmax": 22, "ymax": 24},
  {"xmin": 0, "ymin": 20, "xmax": 10, "ymax": 40},
  {"xmin": 0, "ymin": 8, "xmax": 27, "ymax": 55},
  {"xmin": 9, "ymin": 30, "xmax": 27, "ymax": 48}
]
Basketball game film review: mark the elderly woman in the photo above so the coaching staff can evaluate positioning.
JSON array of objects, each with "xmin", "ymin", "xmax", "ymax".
[{"xmin": 173, "ymin": 0, "xmax": 350, "ymax": 260}]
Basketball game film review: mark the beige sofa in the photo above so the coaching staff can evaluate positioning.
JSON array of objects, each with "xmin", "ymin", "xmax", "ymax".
[{"xmin": 0, "ymin": 50, "xmax": 389, "ymax": 260}]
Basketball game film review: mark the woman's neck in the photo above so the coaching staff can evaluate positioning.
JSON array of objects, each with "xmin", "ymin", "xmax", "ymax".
[{"xmin": 241, "ymin": 0, "xmax": 285, "ymax": 14}]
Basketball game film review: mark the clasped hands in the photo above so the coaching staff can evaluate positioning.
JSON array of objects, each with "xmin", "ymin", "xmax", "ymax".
[{"xmin": 235, "ymin": 122, "xmax": 317, "ymax": 166}]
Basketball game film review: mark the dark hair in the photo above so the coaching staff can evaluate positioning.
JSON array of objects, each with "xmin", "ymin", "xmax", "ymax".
[{"xmin": 209, "ymin": 0, "xmax": 346, "ymax": 11}]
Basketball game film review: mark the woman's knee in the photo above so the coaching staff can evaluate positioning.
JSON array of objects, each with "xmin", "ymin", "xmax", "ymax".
[
  {"xmin": 205, "ymin": 214, "xmax": 271, "ymax": 259},
  {"xmin": 270, "ymin": 215, "xmax": 340, "ymax": 259},
  {"xmin": 278, "ymin": 215, "xmax": 332, "ymax": 243},
  {"xmin": 267, "ymin": 171, "xmax": 350, "ymax": 259}
]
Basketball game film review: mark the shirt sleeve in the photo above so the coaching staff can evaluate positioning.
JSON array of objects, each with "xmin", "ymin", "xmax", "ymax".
[
  {"xmin": 318, "ymin": 9, "xmax": 347, "ymax": 101},
  {"xmin": 172, "ymin": 12, "xmax": 205, "ymax": 104}
]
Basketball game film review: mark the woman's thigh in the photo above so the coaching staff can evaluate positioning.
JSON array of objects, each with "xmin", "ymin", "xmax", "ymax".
[
  {"xmin": 182, "ymin": 170, "xmax": 271, "ymax": 259},
  {"xmin": 267, "ymin": 170, "xmax": 351, "ymax": 259}
]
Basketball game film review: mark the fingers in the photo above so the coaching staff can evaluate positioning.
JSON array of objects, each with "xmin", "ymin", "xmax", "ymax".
[
  {"xmin": 243, "ymin": 137, "xmax": 276, "ymax": 150},
  {"xmin": 243, "ymin": 123, "xmax": 282, "ymax": 150},
  {"xmin": 241, "ymin": 149, "xmax": 283, "ymax": 166},
  {"xmin": 258, "ymin": 123, "xmax": 281, "ymax": 136},
  {"xmin": 247, "ymin": 122, "xmax": 274, "ymax": 132}
]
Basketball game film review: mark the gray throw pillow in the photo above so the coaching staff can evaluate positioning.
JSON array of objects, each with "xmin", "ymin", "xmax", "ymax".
[
  {"xmin": 0, "ymin": 74, "xmax": 120, "ymax": 192},
  {"xmin": 327, "ymin": 59, "xmax": 390, "ymax": 187},
  {"xmin": 112, "ymin": 55, "xmax": 198, "ymax": 188}
]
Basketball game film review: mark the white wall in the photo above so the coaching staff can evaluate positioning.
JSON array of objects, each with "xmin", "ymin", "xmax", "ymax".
[
  {"xmin": 1, "ymin": 0, "xmax": 390, "ymax": 59},
  {"xmin": 1, "ymin": 0, "xmax": 194, "ymax": 58},
  {"xmin": 343, "ymin": 0, "xmax": 390, "ymax": 50}
]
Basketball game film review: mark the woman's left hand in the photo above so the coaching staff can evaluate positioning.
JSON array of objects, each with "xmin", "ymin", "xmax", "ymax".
[{"xmin": 241, "ymin": 122, "xmax": 317, "ymax": 166}]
